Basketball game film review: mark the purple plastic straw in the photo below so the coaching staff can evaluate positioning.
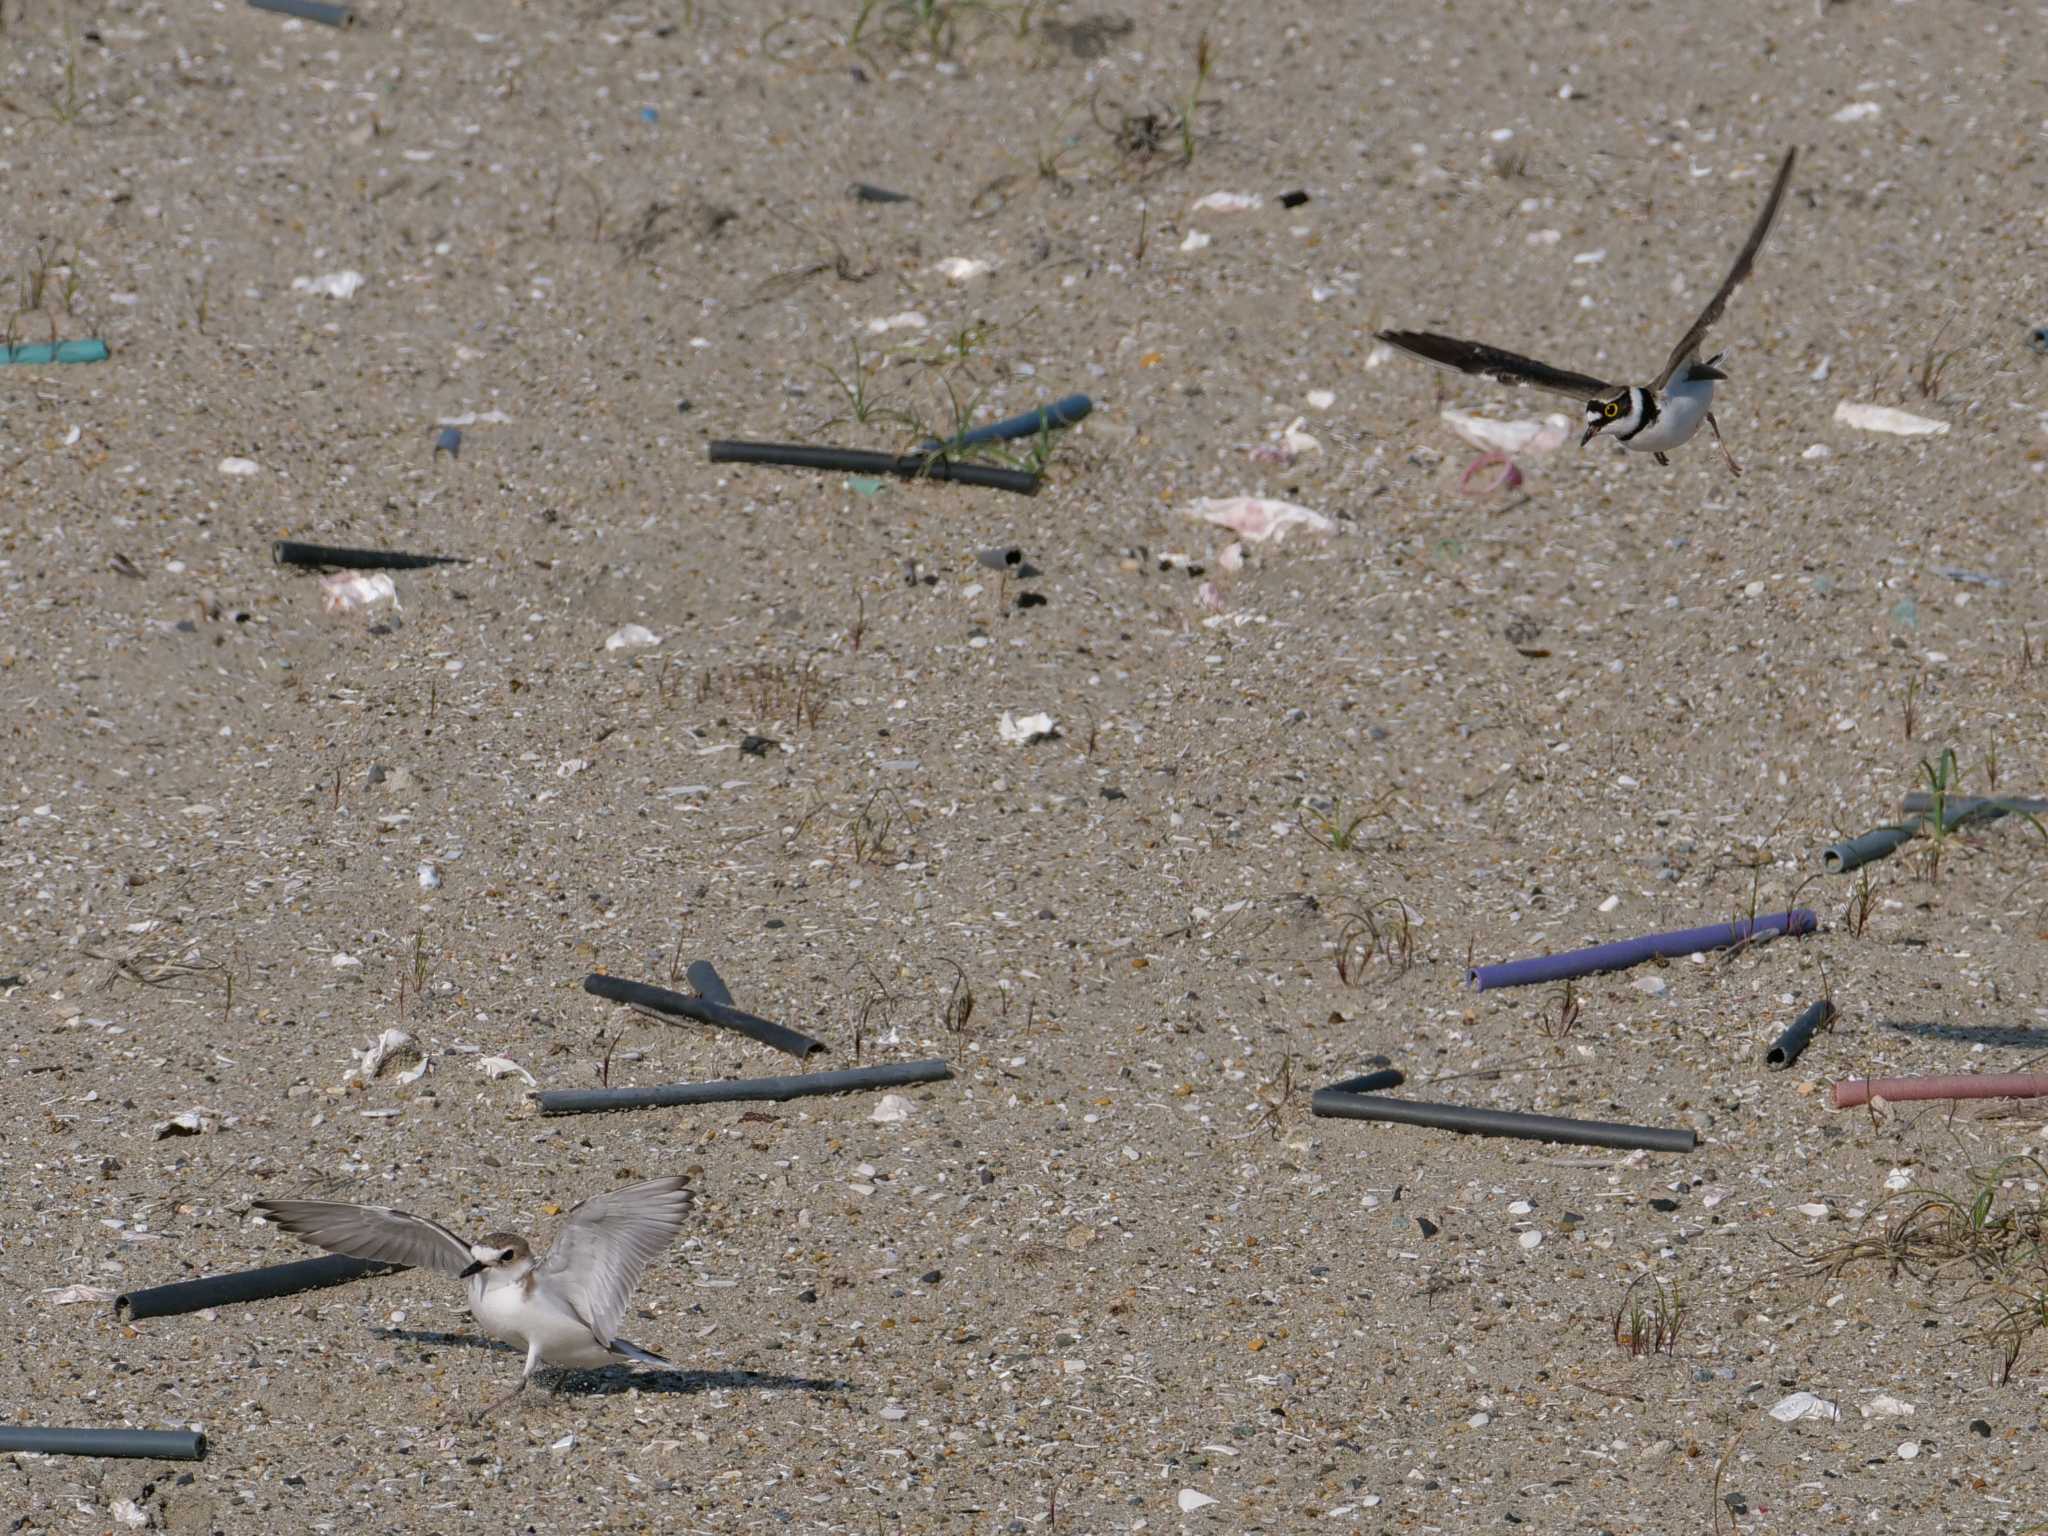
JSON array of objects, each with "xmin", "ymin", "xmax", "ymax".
[{"xmin": 1469, "ymin": 909, "xmax": 1816, "ymax": 992}]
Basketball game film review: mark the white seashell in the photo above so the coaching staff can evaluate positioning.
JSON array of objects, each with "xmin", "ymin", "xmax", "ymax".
[
  {"xmin": 477, "ymin": 1055, "xmax": 536, "ymax": 1085},
  {"xmin": 869, "ymin": 1093, "xmax": 914, "ymax": 1124},
  {"xmin": 218, "ymin": 456, "xmax": 260, "ymax": 476},
  {"xmin": 1862, "ymin": 1394, "xmax": 1915, "ymax": 1417},
  {"xmin": 933, "ymin": 257, "xmax": 991, "ymax": 283},
  {"xmin": 1179, "ymin": 229, "xmax": 1212, "ymax": 252},
  {"xmin": 1834, "ymin": 401, "xmax": 1948, "ymax": 436},
  {"xmin": 1177, "ymin": 1490, "xmax": 1218, "ymax": 1513},
  {"xmin": 1190, "ymin": 191, "xmax": 1261, "ymax": 213},
  {"xmin": 998, "ymin": 711, "xmax": 1059, "ymax": 746},
  {"xmin": 1768, "ymin": 1391, "xmax": 1839, "ymax": 1423},
  {"xmin": 1831, "ymin": 102, "xmax": 1881, "ymax": 123},
  {"xmin": 605, "ymin": 624, "xmax": 660, "ymax": 651},
  {"xmin": 292, "ymin": 269, "xmax": 367, "ymax": 299},
  {"xmin": 418, "ymin": 863, "xmax": 442, "ymax": 891},
  {"xmin": 321, "ymin": 573, "xmax": 399, "ymax": 614},
  {"xmin": 866, "ymin": 310, "xmax": 928, "ymax": 333},
  {"xmin": 1306, "ymin": 389, "xmax": 1336, "ymax": 410}
]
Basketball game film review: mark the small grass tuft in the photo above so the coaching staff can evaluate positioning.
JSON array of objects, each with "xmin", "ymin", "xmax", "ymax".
[
  {"xmin": 1612, "ymin": 1276, "xmax": 1683, "ymax": 1357},
  {"xmin": 1335, "ymin": 900, "xmax": 1415, "ymax": 984},
  {"xmin": 1532, "ymin": 977, "xmax": 1583, "ymax": 1040}
]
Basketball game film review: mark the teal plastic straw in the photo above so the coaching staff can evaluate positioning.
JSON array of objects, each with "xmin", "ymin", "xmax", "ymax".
[{"xmin": 0, "ymin": 339, "xmax": 110, "ymax": 366}]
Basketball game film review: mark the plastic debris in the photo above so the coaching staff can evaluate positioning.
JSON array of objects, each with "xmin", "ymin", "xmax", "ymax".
[
  {"xmin": 154, "ymin": 1109, "xmax": 213, "ymax": 1139},
  {"xmin": 218, "ymin": 457, "xmax": 260, "ymax": 476},
  {"xmin": 0, "ymin": 338, "xmax": 109, "ymax": 365},
  {"xmin": 44, "ymin": 1285, "xmax": 117, "ymax": 1306},
  {"xmin": 1834, "ymin": 401, "xmax": 1949, "ymax": 436},
  {"xmin": 346, "ymin": 1028, "xmax": 414, "ymax": 1082},
  {"xmin": 1177, "ymin": 1490, "xmax": 1218, "ymax": 1513},
  {"xmin": 321, "ymin": 572, "xmax": 399, "ymax": 615},
  {"xmin": 1190, "ymin": 191, "xmax": 1261, "ymax": 213},
  {"xmin": 1831, "ymin": 101, "xmax": 1881, "ymax": 122},
  {"xmin": 291, "ymin": 270, "xmax": 366, "ymax": 300},
  {"xmin": 1459, "ymin": 450, "xmax": 1525, "ymax": 496},
  {"xmin": 418, "ymin": 863, "xmax": 441, "ymax": 891},
  {"xmin": 434, "ymin": 426, "xmax": 462, "ymax": 459},
  {"xmin": 866, "ymin": 310, "xmax": 928, "ymax": 333},
  {"xmin": 478, "ymin": 1056, "xmax": 537, "ymax": 1085},
  {"xmin": 1441, "ymin": 407, "xmax": 1571, "ymax": 456},
  {"xmin": 1179, "ymin": 229, "xmax": 1212, "ymax": 252},
  {"xmin": 1862, "ymin": 1394, "xmax": 1915, "ymax": 1418},
  {"xmin": 1768, "ymin": 1392, "xmax": 1840, "ymax": 1423},
  {"xmin": 1251, "ymin": 416, "xmax": 1321, "ymax": 465},
  {"xmin": 870, "ymin": 1093, "xmax": 915, "ymax": 1124},
  {"xmin": 605, "ymin": 624, "xmax": 661, "ymax": 651},
  {"xmin": 999, "ymin": 711, "xmax": 1060, "ymax": 746},
  {"xmin": 1183, "ymin": 496, "xmax": 1334, "ymax": 543},
  {"xmin": 933, "ymin": 257, "xmax": 992, "ymax": 283}
]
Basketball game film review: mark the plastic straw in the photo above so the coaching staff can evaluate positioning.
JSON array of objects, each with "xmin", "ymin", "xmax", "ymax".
[
  {"xmin": 1468, "ymin": 910, "xmax": 1816, "ymax": 991},
  {"xmin": 272, "ymin": 541, "xmax": 466, "ymax": 571},
  {"xmin": 1764, "ymin": 998, "xmax": 1835, "ymax": 1070},
  {"xmin": 583, "ymin": 973, "xmax": 825, "ymax": 1059},
  {"xmin": 0, "ymin": 339, "xmax": 109, "ymax": 365},
  {"xmin": 1831, "ymin": 1073, "xmax": 2048, "ymax": 1110},
  {"xmin": 683, "ymin": 960, "xmax": 735, "ymax": 1008},
  {"xmin": 1902, "ymin": 792, "xmax": 2038, "ymax": 817},
  {"xmin": 920, "ymin": 394, "xmax": 1093, "ymax": 452},
  {"xmin": 1827, "ymin": 798, "xmax": 2006, "ymax": 873},
  {"xmin": 1323, "ymin": 1068, "xmax": 1404, "ymax": 1095},
  {"xmin": 0, "ymin": 1427, "xmax": 205, "ymax": 1460},
  {"xmin": 1310, "ymin": 1091, "xmax": 1697, "ymax": 1153},
  {"xmin": 535, "ymin": 1058, "xmax": 952, "ymax": 1115},
  {"xmin": 249, "ymin": 0, "xmax": 354, "ymax": 24},
  {"xmin": 707, "ymin": 440, "xmax": 1039, "ymax": 496},
  {"xmin": 117, "ymin": 1254, "xmax": 402, "ymax": 1320}
]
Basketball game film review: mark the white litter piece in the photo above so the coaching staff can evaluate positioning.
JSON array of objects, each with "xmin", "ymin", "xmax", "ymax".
[
  {"xmin": 292, "ymin": 269, "xmax": 367, "ymax": 300},
  {"xmin": 1190, "ymin": 191, "xmax": 1261, "ymax": 213},
  {"xmin": 321, "ymin": 572, "xmax": 400, "ymax": 615},
  {"xmin": 1177, "ymin": 1490, "xmax": 1218, "ymax": 1513},
  {"xmin": 154, "ymin": 1109, "xmax": 213, "ymax": 1139},
  {"xmin": 605, "ymin": 624, "xmax": 661, "ymax": 651},
  {"xmin": 1364, "ymin": 340, "xmax": 1396, "ymax": 369},
  {"xmin": 347, "ymin": 1028, "xmax": 414, "ymax": 1081},
  {"xmin": 1862, "ymin": 1394, "xmax": 1915, "ymax": 1418},
  {"xmin": 1796, "ymin": 1202, "xmax": 1832, "ymax": 1219},
  {"xmin": 998, "ymin": 711, "xmax": 1059, "ymax": 746},
  {"xmin": 1834, "ymin": 401, "xmax": 1948, "ymax": 436},
  {"xmin": 1440, "ymin": 407, "xmax": 1572, "ymax": 456},
  {"xmin": 478, "ymin": 1055, "xmax": 537, "ymax": 1085},
  {"xmin": 1517, "ymin": 1230, "xmax": 1543, "ymax": 1250},
  {"xmin": 218, "ymin": 456, "xmax": 260, "ymax": 476},
  {"xmin": 866, "ymin": 310, "xmax": 928, "ymax": 333},
  {"xmin": 1598, "ymin": 895, "xmax": 1620, "ymax": 913},
  {"xmin": 1179, "ymin": 229, "xmax": 1212, "ymax": 252},
  {"xmin": 331, "ymin": 952, "xmax": 363, "ymax": 969},
  {"xmin": 1277, "ymin": 417, "xmax": 1321, "ymax": 455},
  {"xmin": 395, "ymin": 1056, "xmax": 431, "ymax": 1086},
  {"xmin": 1884, "ymin": 1167, "xmax": 1914, "ymax": 1191},
  {"xmin": 869, "ymin": 1093, "xmax": 914, "ymax": 1124},
  {"xmin": 1896, "ymin": 1440, "xmax": 1920, "ymax": 1459},
  {"xmin": 1306, "ymin": 389, "xmax": 1336, "ymax": 410},
  {"xmin": 44, "ymin": 1285, "xmax": 118, "ymax": 1306},
  {"xmin": 436, "ymin": 410, "xmax": 514, "ymax": 426},
  {"xmin": 933, "ymin": 257, "xmax": 991, "ymax": 283},
  {"xmin": 418, "ymin": 863, "xmax": 442, "ymax": 891},
  {"xmin": 1768, "ymin": 1391, "xmax": 1840, "ymax": 1423},
  {"xmin": 111, "ymin": 1501, "xmax": 149, "ymax": 1530},
  {"xmin": 1183, "ymin": 496, "xmax": 1334, "ymax": 543},
  {"xmin": 1831, "ymin": 102, "xmax": 1881, "ymax": 123},
  {"xmin": 1217, "ymin": 541, "xmax": 1245, "ymax": 573}
]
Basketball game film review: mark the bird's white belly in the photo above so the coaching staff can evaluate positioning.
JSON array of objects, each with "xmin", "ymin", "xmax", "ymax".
[
  {"xmin": 1623, "ymin": 377, "xmax": 1712, "ymax": 452},
  {"xmin": 471, "ymin": 1276, "xmax": 615, "ymax": 1366}
]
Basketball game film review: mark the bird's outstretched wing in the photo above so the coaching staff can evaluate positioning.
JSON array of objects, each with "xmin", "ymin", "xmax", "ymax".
[
  {"xmin": 1375, "ymin": 329, "xmax": 1613, "ymax": 399},
  {"xmin": 253, "ymin": 1198, "xmax": 475, "ymax": 1275},
  {"xmin": 538, "ymin": 1176, "xmax": 695, "ymax": 1346},
  {"xmin": 1653, "ymin": 148, "xmax": 1797, "ymax": 391}
]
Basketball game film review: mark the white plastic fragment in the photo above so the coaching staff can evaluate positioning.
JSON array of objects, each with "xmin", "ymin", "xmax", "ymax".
[
  {"xmin": 347, "ymin": 1028, "xmax": 414, "ymax": 1081},
  {"xmin": 395, "ymin": 1057, "xmax": 431, "ymax": 1086},
  {"xmin": 933, "ymin": 257, "xmax": 992, "ymax": 283},
  {"xmin": 1183, "ymin": 496, "xmax": 1334, "ymax": 544},
  {"xmin": 1862, "ymin": 1394, "xmax": 1915, "ymax": 1418},
  {"xmin": 154, "ymin": 1109, "xmax": 212, "ymax": 1139},
  {"xmin": 1177, "ymin": 1490, "xmax": 1218, "ymax": 1513},
  {"xmin": 1306, "ymin": 389, "xmax": 1336, "ymax": 410},
  {"xmin": 44, "ymin": 1285, "xmax": 118, "ymax": 1306},
  {"xmin": 111, "ymin": 1501, "xmax": 149, "ymax": 1529},
  {"xmin": 478, "ymin": 1055, "xmax": 537, "ymax": 1086},
  {"xmin": 1191, "ymin": 191, "xmax": 1261, "ymax": 213},
  {"xmin": 869, "ymin": 1093, "xmax": 914, "ymax": 1124},
  {"xmin": 1896, "ymin": 1440, "xmax": 1920, "ymax": 1459},
  {"xmin": 418, "ymin": 863, "xmax": 442, "ymax": 891},
  {"xmin": 1833, "ymin": 401, "xmax": 1949, "ymax": 436},
  {"xmin": 605, "ymin": 624, "xmax": 661, "ymax": 651},
  {"xmin": 1179, "ymin": 229, "xmax": 1212, "ymax": 252},
  {"xmin": 998, "ymin": 711, "xmax": 1059, "ymax": 746},
  {"xmin": 1598, "ymin": 895, "xmax": 1620, "ymax": 912},
  {"xmin": 866, "ymin": 310, "xmax": 928, "ymax": 333},
  {"xmin": 321, "ymin": 572, "xmax": 399, "ymax": 614},
  {"xmin": 291, "ymin": 269, "xmax": 367, "ymax": 300},
  {"xmin": 1364, "ymin": 341, "xmax": 1396, "ymax": 369},
  {"xmin": 1831, "ymin": 102, "xmax": 1881, "ymax": 123},
  {"xmin": 218, "ymin": 456, "xmax": 260, "ymax": 476},
  {"xmin": 1517, "ymin": 1230, "xmax": 1543, "ymax": 1250},
  {"xmin": 1440, "ymin": 407, "xmax": 1571, "ymax": 456},
  {"xmin": 1768, "ymin": 1391, "xmax": 1840, "ymax": 1423},
  {"xmin": 1796, "ymin": 1202, "xmax": 1831, "ymax": 1219},
  {"xmin": 1884, "ymin": 1167, "xmax": 1914, "ymax": 1191}
]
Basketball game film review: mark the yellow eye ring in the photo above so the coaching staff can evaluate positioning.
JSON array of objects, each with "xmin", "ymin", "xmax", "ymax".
[{"xmin": 1604, "ymin": 401, "xmax": 1621, "ymax": 418}]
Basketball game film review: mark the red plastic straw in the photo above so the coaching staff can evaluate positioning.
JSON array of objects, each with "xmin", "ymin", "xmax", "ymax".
[{"xmin": 1831, "ymin": 1073, "xmax": 2048, "ymax": 1110}]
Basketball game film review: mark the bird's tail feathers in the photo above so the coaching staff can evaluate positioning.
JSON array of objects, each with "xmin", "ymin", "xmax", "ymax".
[{"xmin": 609, "ymin": 1337, "xmax": 675, "ymax": 1369}]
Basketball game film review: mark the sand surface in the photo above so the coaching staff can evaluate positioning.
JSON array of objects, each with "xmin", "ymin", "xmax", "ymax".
[{"xmin": 5, "ymin": 0, "xmax": 2048, "ymax": 1530}]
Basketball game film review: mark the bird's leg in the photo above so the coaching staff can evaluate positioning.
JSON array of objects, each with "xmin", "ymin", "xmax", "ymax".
[
  {"xmin": 1654, "ymin": 451, "xmax": 1670, "ymax": 467},
  {"xmin": 1706, "ymin": 411, "xmax": 1742, "ymax": 476},
  {"xmin": 470, "ymin": 1344, "xmax": 542, "ymax": 1426}
]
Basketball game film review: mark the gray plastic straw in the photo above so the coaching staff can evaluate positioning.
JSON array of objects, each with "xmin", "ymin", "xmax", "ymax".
[
  {"xmin": 583, "ymin": 973, "xmax": 825, "ymax": 1059},
  {"xmin": 0, "ymin": 1427, "xmax": 205, "ymax": 1461},
  {"xmin": 272, "ymin": 541, "xmax": 465, "ymax": 571},
  {"xmin": 249, "ymin": 0, "xmax": 353, "ymax": 24},
  {"xmin": 1323, "ymin": 1068, "xmax": 1405, "ymax": 1095},
  {"xmin": 1823, "ymin": 821, "xmax": 1921, "ymax": 874},
  {"xmin": 117, "ymin": 1254, "xmax": 402, "ymax": 1320},
  {"xmin": 537, "ymin": 1059, "xmax": 952, "ymax": 1115},
  {"xmin": 707, "ymin": 440, "xmax": 1039, "ymax": 495},
  {"xmin": 684, "ymin": 960, "xmax": 735, "ymax": 1008},
  {"xmin": 1310, "ymin": 1090, "xmax": 1697, "ymax": 1153},
  {"xmin": 1902, "ymin": 792, "xmax": 2038, "ymax": 817},
  {"xmin": 1765, "ymin": 998, "xmax": 1835, "ymax": 1070}
]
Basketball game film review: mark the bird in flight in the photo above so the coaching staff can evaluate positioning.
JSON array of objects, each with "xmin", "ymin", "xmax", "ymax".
[
  {"xmin": 1376, "ymin": 147, "xmax": 1797, "ymax": 476},
  {"xmin": 254, "ymin": 1175, "xmax": 694, "ymax": 1423}
]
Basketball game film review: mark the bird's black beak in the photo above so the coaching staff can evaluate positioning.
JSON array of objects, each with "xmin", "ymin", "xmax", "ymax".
[
  {"xmin": 1691, "ymin": 362, "xmax": 1728, "ymax": 380},
  {"xmin": 1580, "ymin": 421, "xmax": 1602, "ymax": 448},
  {"xmin": 459, "ymin": 1260, "xmax": 485, "ymax": 1278}
]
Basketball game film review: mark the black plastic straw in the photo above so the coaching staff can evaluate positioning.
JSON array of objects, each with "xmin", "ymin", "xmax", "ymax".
[
  {"xmin": 536, "ymin": 1058, "xmax": 952, "ymax": 1115},
  {"xmin": 117, "ymin": 1254, "xmax": 402, "ymax": 1321},
  {"xmin": 249, "ymin": 0, "xmax": 353, "ymax": 24},
  {"xmin": 921, "ymin": 394, "xmax": 1093, "ymax": 452},
  {"xmin": 684, "ymin": 960, "xmax": 736, "ymax": 1008},
  {"xmin": 1902, "ymin": 792, "xmax": 2036, "ymax": 817},
  {"xmin": 0, "ymin": 1427, "xmax": 205, "ymax": 1461},
  {"xmin": 1310, "ymin": 1091, "xmax": 1697, "ymax": 1153},
  {"xmin": 272, "ymin": 541, "xmax": 466, "ymax": 571},
  {"xmin": 1323, "ymin": 1068, "xmax": 1405, "ymax": 1095},
  {"xmin": 708, "ymin": 440, "xmax": 1039, "ymax": 496},
  {"xmin": 1765, "ymin": 998, "xmax": 1836, "ymax": 1070},
  {"xmin": 583, "ymin": 973, "xmax": 826, "ymax": 1060}
]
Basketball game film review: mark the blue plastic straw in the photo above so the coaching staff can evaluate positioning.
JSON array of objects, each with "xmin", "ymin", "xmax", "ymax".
[
  {"xmin": 0, "ymin": 339, "xmax": 109, "ymax": 365},
  {"xmin": 1469, "ymin": 910, "xmax": 1817, "ymax": 991},
  {"xmin": 248, "ymin": 0, "xmax": 353, "ymax": 24},
  {"xmin": 921, "ymin": 393, "xmax": 1092, "ymax": 452}
]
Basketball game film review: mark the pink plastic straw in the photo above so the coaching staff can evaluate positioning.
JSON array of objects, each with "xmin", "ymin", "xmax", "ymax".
[
  {"xmin": 1831, "ymin": 1073, "xmax": 2048, "ymax": 1110},
  {"xmin": 1458, "ymin": 450, "xmax": 1524, "ymax": 496}
]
